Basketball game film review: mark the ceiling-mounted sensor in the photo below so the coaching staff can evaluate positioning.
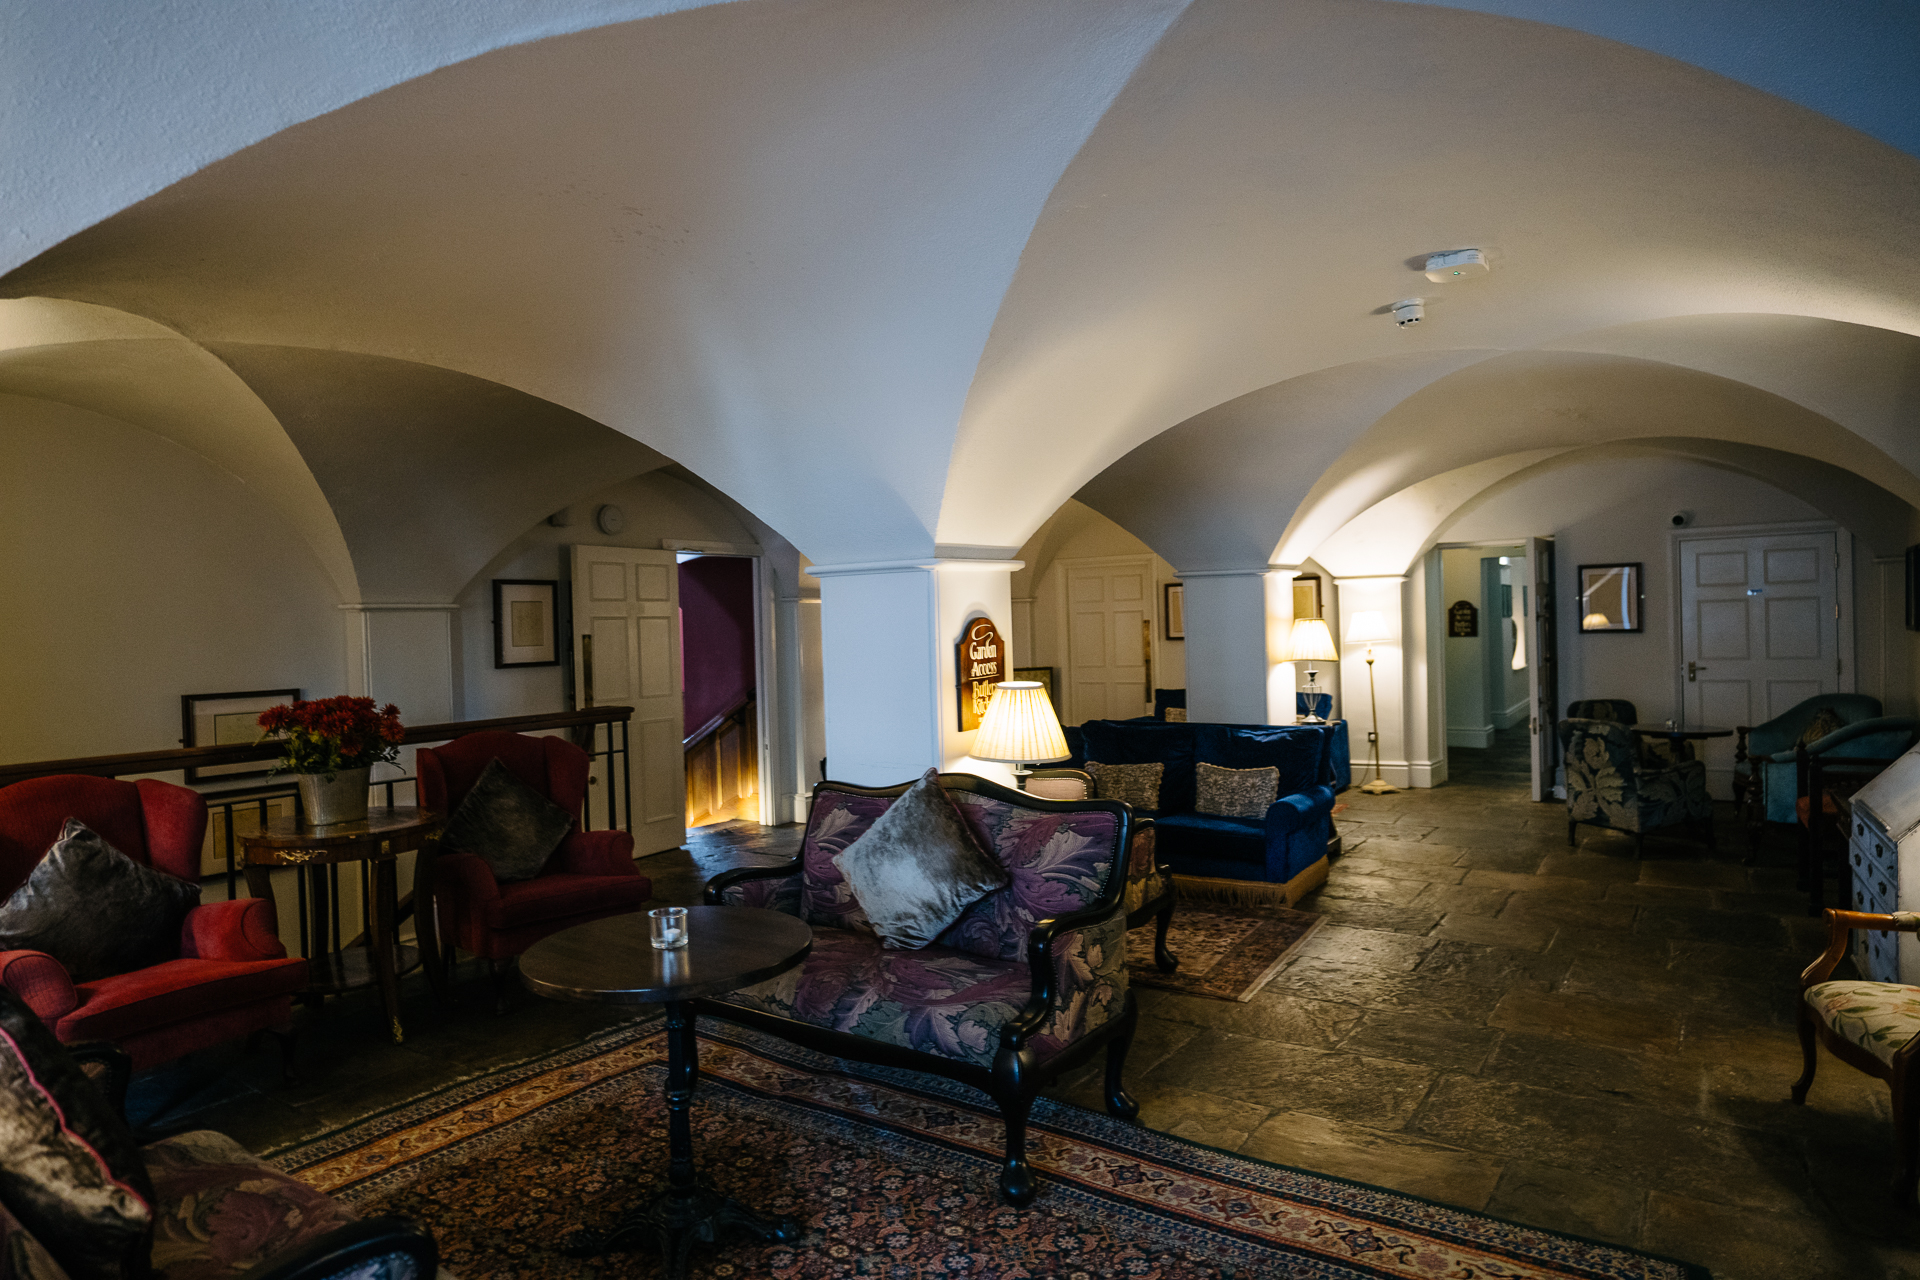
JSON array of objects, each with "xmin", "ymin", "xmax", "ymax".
[
  {"xmin": 1424, "ymin": 249, "xmax": 1489, "ymax": 282},
  {"xmin": 1392, "ymin": 299, "xmax": 1425, "ymax": 326}
]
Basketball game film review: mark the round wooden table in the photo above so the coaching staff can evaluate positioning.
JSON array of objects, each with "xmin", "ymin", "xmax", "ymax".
[
  {"xmin": 520, "ymin": 906, "xmax": 813, "ymax": 1278},
  {"xmin": 240, "ymin": 806, "xmax": 443, "ymax": 1044},
  {"xmin": 1630, "ymin": 723, "xmax": 1734, "ymax": 746}
]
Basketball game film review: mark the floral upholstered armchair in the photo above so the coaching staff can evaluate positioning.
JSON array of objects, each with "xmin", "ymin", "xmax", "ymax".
[
  {"xmin": 699, "ymin": 772, "xmax": 1139, "ymax": 1206},
  {"xmin": 1560, "ymin": 718, "xmax": 1714, "ymax": 851},
  {"xmin": 1793, "ymin": 909, "xmax": 1920, "ymax": 1205}
]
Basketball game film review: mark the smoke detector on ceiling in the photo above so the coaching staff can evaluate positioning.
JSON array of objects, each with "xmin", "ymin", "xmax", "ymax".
[
  {"xmin": 1424, "ymin": 249, "xmax": 1490, "ymax": 282},
  {"xmin": 1392, "ymin": 299, "xmax": 1425, "ymax": 326}
]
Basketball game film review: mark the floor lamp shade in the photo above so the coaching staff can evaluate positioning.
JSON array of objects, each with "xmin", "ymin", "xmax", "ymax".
[{"xmin": 971, "ymin": 681, "xmax": 1071, "ymax": 766}]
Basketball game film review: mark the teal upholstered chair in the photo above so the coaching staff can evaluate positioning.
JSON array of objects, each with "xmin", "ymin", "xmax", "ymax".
[
  {"xmin": 1736, "ymin": 694, "xmax": 1886, "ymax": 851},
  {"xmin": 1560, "ymin": 719, "xmax": 1714, "ymax": 851}
]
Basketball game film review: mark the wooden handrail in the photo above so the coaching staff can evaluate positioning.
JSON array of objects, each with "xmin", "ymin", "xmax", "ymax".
[
  {"xmin": 0, "ymin": 706, "xmax": 635, "ymax": 788},
  {"xmin": 684, "ymin": 691, "xmax": 756, "ymax": 749}
]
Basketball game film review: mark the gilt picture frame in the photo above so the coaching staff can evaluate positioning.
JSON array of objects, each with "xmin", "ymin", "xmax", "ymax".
[
  {"xmin": 1164, "ymin": 582, "xmax": 1185, "ymax": 640},
  {"xmin": 181, "ymin": 688, "xmax": 299, "ymax": 783},
  {"xmin": 494, "ymin": 579, "xmax": 560, "ymax": 667}
]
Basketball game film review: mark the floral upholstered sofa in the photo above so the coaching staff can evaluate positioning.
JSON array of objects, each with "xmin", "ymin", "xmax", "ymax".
[
  {"xmin": 1560, "ymin": 718, "xmax": 1713, "ymax": 850},
  {"xmin": 698, "ymin": 772, "xmax": 1144, "ymax": 1205}
]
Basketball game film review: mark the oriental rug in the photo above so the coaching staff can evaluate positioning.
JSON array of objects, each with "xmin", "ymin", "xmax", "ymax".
[
  {"xmin": 1126, "ymin": 904, "xmax": 1324, "ymax": 1002},
  {"xmin": 273, "ymin": 1022, "xmax": 1707, "ymax": 1280}
]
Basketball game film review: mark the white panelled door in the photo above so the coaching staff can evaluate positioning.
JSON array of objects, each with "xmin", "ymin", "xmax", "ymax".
[
  {"xmin": 1061, "ymin": 556, "xmax": 1152, "ymax": 724},
  {"xmin": 571, "ymin": 545, "xmax": 685, "ymax": 855},
  {"xmin": 1680, "ymin": 529, "xmax": 1843, "ymax": 798}
]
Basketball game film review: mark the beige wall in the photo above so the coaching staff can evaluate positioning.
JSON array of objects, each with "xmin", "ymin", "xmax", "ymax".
[{"xmin": 0, "ymin": 395, "xmax": 346, "ymax": 765}]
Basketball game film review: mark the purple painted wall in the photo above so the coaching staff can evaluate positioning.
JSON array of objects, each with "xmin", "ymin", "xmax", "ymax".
[{"xmin": 680, "ymin": 555, "xmax": 755, "ymax": 739}]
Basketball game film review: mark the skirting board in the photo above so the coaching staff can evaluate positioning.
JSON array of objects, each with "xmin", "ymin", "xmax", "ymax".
[
  {"xmin": 1174, "ymin": 856, "xmax": 1329, "ymax": 909},
  {"xmin": 1447, "ymin": 725, "xmax": 1495, "ymax": 749}
]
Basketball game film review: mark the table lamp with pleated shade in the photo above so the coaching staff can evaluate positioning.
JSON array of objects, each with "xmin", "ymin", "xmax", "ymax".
[
  {"xmin": 1282, "ymin": 617, "xmax": 1339, "ymax": 722},
  {"xmin": 972, "ymin": 681, "xmax": 1071, "ymax": 790}
]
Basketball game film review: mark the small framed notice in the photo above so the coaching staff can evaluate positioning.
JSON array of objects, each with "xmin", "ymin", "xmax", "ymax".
[
  {"xmin": 493, "ymin": 579, "xmax": 560, "ymax": 667},
  {"xmin": 1448, "ymin": 600, "xmax": 1479, "ymax": 637}
]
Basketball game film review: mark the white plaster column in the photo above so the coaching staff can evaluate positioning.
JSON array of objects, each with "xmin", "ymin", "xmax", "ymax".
[
  {"xmin": 1181, "ymin": 569, "xmax": 1271, "ymax": 724},
  {"xmin": 340, "ymin": 602, "xmax": 459, "ymax": 725},
  {"xmin": 812, "ymin": 557, "xmax": 1021, "ymax": 787},
  {"xmin": 1181, "ymin": 566, "xmax": 1301, "ymax": 725},
  {"xmin": 1334, "ymin": 576, "xmax": 1409, "ymax": 788}
]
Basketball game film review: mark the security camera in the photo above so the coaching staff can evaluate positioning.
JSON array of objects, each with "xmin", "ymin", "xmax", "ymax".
[
  {"xmin": 1671, "ymin": 511, "xmax": 1692, "ymax": 527},
  {"xmin": 1392, "ymin": 299, "xmax": 1425, "ymax": 326}
]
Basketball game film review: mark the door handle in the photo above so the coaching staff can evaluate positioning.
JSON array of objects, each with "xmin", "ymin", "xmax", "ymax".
[{"xmin": 1688, "ymin": 662, "xmax": 1707, "ymax": 682}]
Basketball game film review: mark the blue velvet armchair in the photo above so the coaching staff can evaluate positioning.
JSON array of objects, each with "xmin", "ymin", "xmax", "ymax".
[
  {"xmin": 1735, "ymin": 694, "xmax": 1888, "ymax": 850},
  {"xmin": 1561, "ymin": 718, "xmax": 1715, "ymax": 851}
]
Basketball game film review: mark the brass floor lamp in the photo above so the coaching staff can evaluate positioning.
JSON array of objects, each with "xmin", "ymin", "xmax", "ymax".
[{"xmin": 1345, "ymin": 610, "xmax": 1398, "ymax": 795}]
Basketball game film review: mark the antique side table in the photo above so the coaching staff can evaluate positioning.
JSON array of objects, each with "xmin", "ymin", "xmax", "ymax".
[
  {"xmin": 520, "ymin": 905, "xmax": 813, "ymax": 1279},
  {"xmin": 241, "ymin": 806, "xmax": 443, "ymax": 1044}
]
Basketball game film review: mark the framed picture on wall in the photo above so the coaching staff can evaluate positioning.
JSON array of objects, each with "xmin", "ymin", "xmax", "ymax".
[
  {"xmin": 181, "ymin": 688, "xmax": 299, "ymax": 783},
  {"xmin": 1292, "ymin": 573, "xmax": 1322, "ymax": 620},
  {"xmin": 1163, "ymin": 582, "xmax": 1185, "ymax": 640},
  {"xmin": 1013, "ymin": 666, "xmax": 1056, "ymax": 706},
  {"xmin": 493, "ymin": 579, "xmax": 560, "ymax": 667},
  {"xmin": 1577, "ymin": 563, "xmax": 1643, "ymax": 633}
]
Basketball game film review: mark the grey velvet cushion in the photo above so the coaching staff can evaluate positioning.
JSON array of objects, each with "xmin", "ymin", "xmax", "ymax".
[
  {"xmin": 831, "ymin": 770, "xmax": 1008, "ymax": 950},
  {"xmin": 1087, "ymin": 760, "xmax": 1164, "ymax": 812},
  {"xmin": 441, "ymin": 758, "xmax": 576, "ymax": 883},
  {"xmin": 0, "ymin": 988, "xmax": 154, "ymax": 1280},
  {"xmin": 1195, "ymin": 762, "xmax": 1280, "ymax": 818},
  {"xmin": 0, "ymin": 820, "xmax": 201, "ymax": 982}
]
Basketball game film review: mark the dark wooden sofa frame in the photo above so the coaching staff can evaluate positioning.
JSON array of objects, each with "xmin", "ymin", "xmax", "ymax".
[{"xmin": 697, "ymin": 773, "xmax": 1144, "ymax": 1206}]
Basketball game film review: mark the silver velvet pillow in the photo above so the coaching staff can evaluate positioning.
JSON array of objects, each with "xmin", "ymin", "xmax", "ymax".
[
  {"xmin": 1087, "ymin": 760, "xmax": 1164, "ymax": 812},
  {"xmin": 831, "ymin": 770, "xmax": 1007, "ymax": 950},
  {"xmin": 441, "ymin": 758, "xmax": 576, "ymax": 883},
  {"xmin": 0, "ymin": 820, "xmax": 201, "ymax": 982},
  {"xmin": 1195, "ymin": 762, "xmax": 1280, "ymax": 818}
]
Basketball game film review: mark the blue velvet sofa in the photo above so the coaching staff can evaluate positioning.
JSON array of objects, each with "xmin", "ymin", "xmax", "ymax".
[
  {"xmin": 1060, "ymin": 719, "xmax": 1339, "ymax": 906},
  {"xmin": 1735, "ymin": 694, "xmax": 1914, "ymax": 849}
]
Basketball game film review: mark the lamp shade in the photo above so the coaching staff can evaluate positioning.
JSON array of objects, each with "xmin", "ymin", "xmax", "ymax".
[
  {"xmin": 1283, "ymin": 617, "xmax": 1338, "ymax": 662},
  {"xmin": 1345, "ymin": 610, "xmax": 1391, "ymax": 643},
  {"xmin": 971, "ymin": 681, "xmax": 1071, "ymax": 764}
]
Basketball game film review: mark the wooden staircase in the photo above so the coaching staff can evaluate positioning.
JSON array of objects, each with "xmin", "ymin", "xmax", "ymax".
[{"xmin": 685, "ymin": 694, "xmax": 758, "ymax": 827}]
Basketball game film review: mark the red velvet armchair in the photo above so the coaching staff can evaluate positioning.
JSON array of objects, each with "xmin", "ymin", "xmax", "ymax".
[
  {"xmin": 0, "ymin": 775, "xmax": 307, "ymax": 1072},
  {"xmin": 417, "ymin": 731, "xmax": 651, "ymax": 1008}
]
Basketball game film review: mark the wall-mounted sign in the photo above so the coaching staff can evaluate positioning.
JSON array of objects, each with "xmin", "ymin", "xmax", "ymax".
[
  {"xmin": 1448, "ymin": 600, "xmax": 1479, "ymax": 638},
  {"xmin": 956, "ymin": 616, "xmax": 1007, "ymax": 731}
]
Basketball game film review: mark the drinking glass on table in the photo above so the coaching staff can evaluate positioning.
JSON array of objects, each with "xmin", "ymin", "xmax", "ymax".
[{"xmin": 650, "ymin": 906, "xmax": 689, "ymax": 950}]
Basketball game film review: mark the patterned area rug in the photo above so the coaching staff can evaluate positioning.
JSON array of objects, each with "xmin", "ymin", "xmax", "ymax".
[
  {"xmin": 275, "ymin": 1022, "xmax": 1706, "ymax": 1280},
  {"xmin": 1126, "ymin": 904, "xmax": 1324, "ymax": 1002}
]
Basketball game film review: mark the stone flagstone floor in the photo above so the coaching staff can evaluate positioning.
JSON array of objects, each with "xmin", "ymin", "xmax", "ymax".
[{"xmin": 131, "ymin": 735, "xmax": 1919, "ymax": 1279}]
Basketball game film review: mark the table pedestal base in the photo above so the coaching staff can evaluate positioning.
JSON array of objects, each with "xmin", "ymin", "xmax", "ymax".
[{"xmin": 562, "ymin": 1175, "xmax": 799, "ymax": 1277}]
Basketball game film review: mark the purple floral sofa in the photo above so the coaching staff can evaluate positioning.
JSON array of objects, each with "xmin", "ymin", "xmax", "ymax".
[{"xmin": 699, "ymin": 773, "xmax": 1142, "ymax": 1206}]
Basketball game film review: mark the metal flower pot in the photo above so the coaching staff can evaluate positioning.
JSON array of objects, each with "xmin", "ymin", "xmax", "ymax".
[{"xmin": 297, "ymin": 766, "xmax": 372, "ymax": 827}]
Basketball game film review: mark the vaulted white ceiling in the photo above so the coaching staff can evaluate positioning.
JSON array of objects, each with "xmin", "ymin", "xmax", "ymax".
[{"xmin": 3, "ymin": 0, "xmax": 1916, "ymax": 579}]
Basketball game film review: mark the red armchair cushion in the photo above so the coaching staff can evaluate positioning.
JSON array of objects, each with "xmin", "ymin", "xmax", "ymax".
[
  {"xmin": 0, "ymin": 951, "xmax": 77, "ymax": 1023},
  {"xmin": 481, "ymin": 872, "xmax": 652, "ymax": 931},
  {"xmin": 56, "ymin": 957, "xmax": 308, "ymax": 1045},
  {"xmin": 178, "ymin": 899, "xmax": 286, "ymax": 963}
]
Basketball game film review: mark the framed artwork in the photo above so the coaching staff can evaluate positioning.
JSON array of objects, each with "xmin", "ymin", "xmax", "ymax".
[
  {"xmin": 1163, "ymin": 582, "xmax": 1185, "ymax": 640},
  {"xmin": 1577, "ymin": 563, "xmax": 1643, "ymax": 633},
  {"xmin": 201, "ymin": 796, "xmax": 297, "ymax": 876},
  {"xmin": 1292, "ymin": 573, "xmax": 1322, "ymax": 621},
  {"xmin": 181, "ymin": 688, "xmax": 299, "ymax": 783},
  {"xmin": 494, "ymin": 579, "xmax": 560, "ymax": 667},
  {"xmin": 1014, "ymin": 666, "xmax": 1056, "ymax": 707}
]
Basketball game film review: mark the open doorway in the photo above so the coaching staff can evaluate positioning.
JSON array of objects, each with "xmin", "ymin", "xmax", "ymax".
[
  {"xmin": 1439, "ymin": 544, "xmax": 1531, "ymax": 786},
  {"xmin": 678, "ymin": 554, "xmax": 759, "ymax": 827}
]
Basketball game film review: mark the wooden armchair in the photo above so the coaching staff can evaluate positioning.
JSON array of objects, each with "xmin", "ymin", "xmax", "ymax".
[{"xmin": 1793, "ymin": 909, "xmax": 1920, "ymax": 1204}]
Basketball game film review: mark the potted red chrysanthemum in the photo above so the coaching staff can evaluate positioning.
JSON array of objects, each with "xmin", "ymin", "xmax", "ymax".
[{"xmin": 257, "ymin": 696, "xmax": 405, "ymax": 826}]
